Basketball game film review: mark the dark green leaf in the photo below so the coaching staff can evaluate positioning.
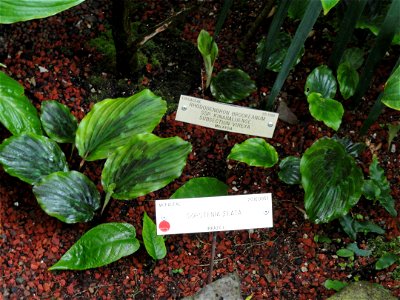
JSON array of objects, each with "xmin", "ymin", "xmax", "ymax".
[
  {"xmin": 288, "ymin": 0, "xmax": 310, "ymax": 19},
  {"xmin": 381, "ymin": 65, "xmax": 400, "ymax": 110},
  {"xmin": 340, "ymin": 48, "xmax": 364, "ymax": 70},
  {"xmin": 362, "ymin": 180, "xmax": 381, "ymax": 200},
  {"xmin": 301, "ymin": 138, "xmax": 364, "ymax": 223},
  {"xmin": 0, "ymin": 0, "xmax": 85, "ymax": 24},
  {"xmin": 337, "ymin": 63, "xmax": 359, "ymax": 100},
  {"xmin": 340, "ymin": 214, "xmax": 385, "ymax": 240},
  {"xmin": 337, "ymin": 248, "xmax": 354, "ymax": 258},
  {"xmin": 387, "ymin": 123, "xmax": 400, "ymax": 150},
  {"xmin": 332, "ymin": 135, "xmax": 366, "ymax": 158},
  {"xmin": 210, "ymin": 69, "xmax": 256, "ymax": 103},
  {"xmin": 0, "ymin": 133, "xmax": 68, "ymax": 184},
  {"xmin": 314, "ymin": 235, "xmax": 332, "ymax": 243},
  {"xmin": 33, "ymin": 171, "xmax": 100, "ymax": 223},
  {"xmin": 321, "ymin": 0, "xmax": 340, "ymax": 15},
  {"xmin": 346, "ymin": 242, "xmax": 372, "ymax": 257},
  {"xmin": 102, "ymin": 133, "xmax": 191, "ymax": 200},
  {"xmin": 171, "ymin": 177, "xmax": 228, "ymax": 199},
  {"xmin": 324, "ymin": 279, "xmax": 348, "ymax": 292},
  {"xmin": 256, "ymin": 33, "xmax": 304, "ymax": 72},
  {"xmin": 49, "ymin": 222, "xmax": 140, "ymax": 270},
  {"xmin": 375, "ymin": 253, "xmax": 399, "ymax": 270},
  {"xmin": 307, "ymin": 92, "xmax": 344, "ymax": 131},
  {"xmin": 142, "ymin": 212, "xmax": 166, "ymax": 260},
  {"xmin": 41, "ymin": 100, "xmax": 78, "ymax": 143},
  {"xmin": 228, "ymin": 138, "xmax": 278, "ymax": 168},
  {"xmin": 75, "ymin": 89, "xmax": 167, "ymax": 161},
  {"xmin": 305, "ymin": 65, "xmax": 337, "ymax": 98},
  {"xmin": 0, "ymin": 71, "xmax": 42, "ymax": 135},
  {"xmin": 197, "ymin": 29, "xmax": 218, "ymax": 88},
  {"xmin": 278, "ymin": 156, "xmax": 301, "ymax": 185}
]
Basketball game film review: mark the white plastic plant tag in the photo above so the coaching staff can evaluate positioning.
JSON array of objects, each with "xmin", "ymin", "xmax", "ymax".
[
  {"xmin": 175, "ymin": 95, "xmax": 279, "ymax": 138},
  {"xmin": 156, "ymin": 193, "xmax": 273, "ymax": 235}
]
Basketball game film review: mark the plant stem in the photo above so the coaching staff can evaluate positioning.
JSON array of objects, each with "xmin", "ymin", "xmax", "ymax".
[{"xmin": 208, "ymin": 232, "xmax": 217, "ymax": 284}]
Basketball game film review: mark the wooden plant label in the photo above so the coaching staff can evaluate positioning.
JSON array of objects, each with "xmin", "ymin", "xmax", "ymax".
[
  {"xmin": 176, "ymin": 95, "xmax": 279, "ymax": 138},
  {"xmin": 156, "ymin": 193, "xmax": 273, "ymax": 235}
]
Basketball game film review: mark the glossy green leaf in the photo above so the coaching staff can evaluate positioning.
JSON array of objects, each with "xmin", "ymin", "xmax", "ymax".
[
  {"xmin": 324, "ymin": 279, "xmax": 348, "ymax": 292},
  {"xmin": 364, "ymin": 156, "xmax": 397, "ymax": 216},
  {"xmin": 307, "ymin": 92, "xmax": 344, "ymax": 131},
  {"xmin": 256, "ymin": 33, "xmax": 305, "ymax": 72},
  {"xmin": 102, "ymin": 133, "xmax": 191, "ymax": 200},
  {"xmin": 305, "ymin": 65, "xmax": 337, "ymax": 98},
  {"xmin": 332, "ymin": 136, "xmax": 366, "ymax": 158},
  {"xmin": 300, "ymin": 138, "xmax": 364, "ymax": 224},
  {"xmin": 375, "ymin": 253, "xmax": 399, "ymax": 270},
  {"xmin": 337, "ymin": 63, "xmax": 359, "ymax": 100},
  {"xmin": 0, "ymin": 71, "xmax": 42, "ymax": 135},
  {"xmin": 337, "ymin": 248, "xmax": 354, "ymax": 258},
  {"xmin": 171, "ymin": 177, "xmax": 228, "ymax": 199},
  {"xmin": 340, "ymin": 48, "xmax": 364, "ymax": 70},
  {"xmin": 228, "ymin": 138, "xmax": 278, "ymax": 168},
  {"xmin": 346, "ymin": 242, "xmax": 372, "ymax": 257},
  {"xmin": 0, "ymin": 133, "xmax": 68, "ymax": 184},
  {"xmin": 49, "ymin": 222, "xmax": 140, "ymax": 270},
  {"xmin": 381, "ymin": 65, "xmax": 400, "ymax": 110},
  {"xmin": 278, "ymin": 156, "xmax": 301, "ymax": 185},
  {"xmin": 142, "ymin": 212, "xmax": 166, "ymax": 260},
  {"xmin": 33, "ymin": 171, "xmax": 100, "ymax": 223},
  {"xmin": 321, "ymin": 0, "xmax": 340, "ymax": 15},
  {"xmin": 197, "ymin": 29, "xmax": 218, "ymax": 88},
  {"xmin": 76, "ymin": 89, "xmax": 167, "ymax": 161},
  {"xmin": 41, "ymin": 101, "xmax": 78, "ymax": 143},
  {"xmin": 210, "ymin": 69, "xmax": 256, "ymax": 103},
  {"xmin": 0, "ymin": 0, "xmax": 85, "ymax": 24}
]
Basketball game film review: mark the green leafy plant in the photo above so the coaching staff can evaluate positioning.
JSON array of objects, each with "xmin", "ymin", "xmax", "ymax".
[
  {"xmin": 198, "ymin": 29, "xmax": 218, "ymax": 89},
  {"xmin": 143, "ymin": 212, "xmax": 167, "ymax": 260},
  {"xmin": 324, "ymin": 279, "xmax": 348, "ymax": 292}
]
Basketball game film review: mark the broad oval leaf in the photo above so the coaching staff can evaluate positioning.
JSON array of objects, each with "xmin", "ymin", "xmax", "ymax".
[
  {"xmin": 381, "ymin": 65, "xmax": 400, "ymax": 110},
  {"xmin": 305, "ymin": 65, "xmax": 337, "ymax": 98},
  {"xmin": 197, "ymin": 29, "xmax": 218, "ymax": 88},
  {"xmin": 33, "ymin": 171, "xmax": 100, "ymax": 223},
  {"xmin": 75, "ymin": 89, "xmax": 167, "ymax": 161},
  {"xmin": 228, "ymin": 138, "xmax": 278, "ymax": 168},
  {"xmin": 337, "ymin": 63, "xmax": 359, "ymax": 100},
  {"xmin": 102, "ymin": 133, "xmax": 192, "ymax": 199},
  {"xmin": 256, "ymin": 33, "xmax": 305, "ymax": 73},
  {"xmin": 336, "ymin": 248, "xmax": 354, "ymax": 258},
  {"xmin": 346, "ymin": 242, "xmax": 372, "ymax": 257},
  {"xmin": 321, "ymin": 0, "xmax": 340, "ymax": 15},
  {"xmin": 278, "ymin": 156, "xmax": 301, "ymax": 185},
  {"xmin": 171, "ymin": 177, "xmax": 228, "ymax": 199},
  {"xmin": 0, "ymin": 71, "xmax": 42, "ymax": 135},
  {"xmin": 0, "ymin": 133, "xmax": 68, "ymax": 184},
  {"xmin": 210, "ymin": 69, "xmax": 256, "ymax": 103},
  {"xmin": 340, "ymin": 47, "xmax": 364, "ymax": 70},
  {"xmin": 0, "ymin": 0, "xmax": 85, "ymax": 24},
  {"xmin": 307, "ymin": 92, "xmax": 344, "ymax": 131},
  {"xmin": 49, "ymin": 222, "xmax": 140, "ymax": 270},
  {"xmin": 375, "ymin": 253, "xmax": 399, "ymax": 270},
  {"xmin": 142, "ymin": 212, "xmax": 166, "ymax": 260},
  {"xmin": 41, "ymin": 100, "xmax": 78, "ymax": 143},
  {"xmin": 300, "ymin": 138, "xmax": 364, "ymax": 223},
  {"xmin": 324, "ymin": 279, "xmax": 348, "ymax": 292}
]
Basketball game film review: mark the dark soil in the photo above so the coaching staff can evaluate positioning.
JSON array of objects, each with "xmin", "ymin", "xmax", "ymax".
[{"xmin": 1, "ymin": 0, "xmax": 399, "ymax": 299}]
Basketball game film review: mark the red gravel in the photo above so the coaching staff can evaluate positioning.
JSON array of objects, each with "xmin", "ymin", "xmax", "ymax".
[{"xmin": 1, "ymin": 0, "xmax": 399, "ymax": 299}]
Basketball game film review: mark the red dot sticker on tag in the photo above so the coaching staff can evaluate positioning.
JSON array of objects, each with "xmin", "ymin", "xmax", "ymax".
[{"xmin": 158, "ymin": 220, "xmax": 170, "ymax": 232}]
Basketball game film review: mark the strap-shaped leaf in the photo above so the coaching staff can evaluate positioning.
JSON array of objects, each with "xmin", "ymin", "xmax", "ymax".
[
  {"xmin": 49, "ymin": 222, "xmax": 139, "ymax": 270},
  {"xmin": 142, "ymin": 212, "xmax": 166, "ymax": 260},
  {"xmin": 197, "ymin": 29, "xmax": 218, "ymax": 88},
  {"xmin": 228, "ymin": 138, "xmax": 278, "ymax": 168},
  {"xmin": 337, "ymin": 62, "xmax": 359, "ymax": 100},
  {"xmin": 0, "ymin": 71, "xmax": 42, "ymax": 135},
  {"xmin": 305, "ymin": 65, "xmax": 337, "ymax": 98},
  {"xmin": 33, "ymin": 171, "xmax": 100, "ymax": 223},
  {"xmin": 381, "ymin": 65, "xmax": 400, "ymax": 110},
  {"xmin": 41, "ymin": 101, "xmax": 78, "ymax": 143},
  {"xmin": 171, "ymin": 177, "xmax": 228, "ymax": 199},
  {"xmin": 278, "ymin": 156, "xmax": 301, "ymax": 185},
  {"xmin": 102, "ymin": 133, "xmax": 191, "ymax": 200},
  {"xmin": 300, "ymin": 137, "xmax": 364, "ymax": 223},
  {"xmin": 0, "ymin": 133, "xmax": 68, "ymax": 184},
  {"xmin": 75, "ymin": 89, "xmax": 167, "ymax": 161},
  {"xmin": 307, "ymin": 92, "xmax": 344, "ymax": 131},
  {"xmin": 210, "ymin": 69, "xmax": 256, "ymax": 103},
  {"xmin": 0, "ymin": 0, "xmax": 85, "ymax": 24}
]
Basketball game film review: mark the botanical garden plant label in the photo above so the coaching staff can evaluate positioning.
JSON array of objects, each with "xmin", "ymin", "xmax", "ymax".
[
  {"xmin": 156, "ymin": 193, "xmax": 273, "ymax": 235},
  {"xmin": 176, "ymin": 95, "xmax": 279, "ymax": 138}
]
